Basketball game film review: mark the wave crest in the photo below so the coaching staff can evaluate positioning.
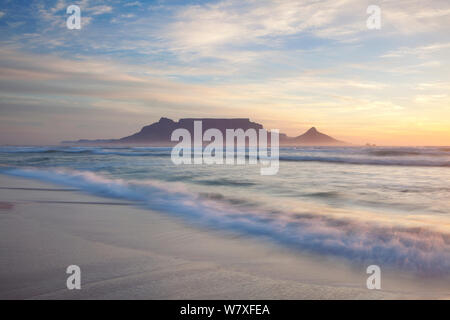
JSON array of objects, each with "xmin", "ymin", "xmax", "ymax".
[{"xmin": 2, "ymin": 167, "xmax": 450, "ymax": 274}]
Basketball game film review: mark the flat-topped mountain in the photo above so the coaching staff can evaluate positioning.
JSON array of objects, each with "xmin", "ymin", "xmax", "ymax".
[
  {"xmin": 120, "ymin": 117, "xmax": 263, "ymax": 143},
  {"xmin": 63, "ymin": 117, "xmax": 346, "ymax": 146}
]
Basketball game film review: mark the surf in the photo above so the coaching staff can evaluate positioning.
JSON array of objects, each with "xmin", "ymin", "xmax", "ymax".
[{"xmin": 2, "ymin": 166, "xmax": 449, "ymax": 275}]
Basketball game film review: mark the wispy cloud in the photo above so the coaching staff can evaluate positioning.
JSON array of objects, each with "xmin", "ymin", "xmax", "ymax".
[
  {"xmin": 381, "ymin": 42, "xmax": 450, "ymax": 58},
  {"xmin": 124, "ymin": 1, "xmax": 142, "ymax": 7},
  {"xmin": 160, "ymin": 0, "xmax": 367, "ymax": 59},
  {"xmin": 87, "ymin": 5, "xmax": 113, "ymax": 16}
]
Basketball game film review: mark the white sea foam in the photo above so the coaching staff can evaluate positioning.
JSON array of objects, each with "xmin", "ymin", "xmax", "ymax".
[{"xmin": 2, "ymin": 166, "xmax": 450, "ymax": 274}]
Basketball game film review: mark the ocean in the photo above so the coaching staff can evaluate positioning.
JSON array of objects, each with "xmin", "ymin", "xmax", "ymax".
[{"xmin": 1, "ymin": 146, "xmax": 449, "ymax": 275}]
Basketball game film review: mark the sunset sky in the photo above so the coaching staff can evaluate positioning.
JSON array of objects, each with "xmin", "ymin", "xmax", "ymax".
[{"xmin": 0, "ymin": 0, "xmax": 449, "ymax": 145}]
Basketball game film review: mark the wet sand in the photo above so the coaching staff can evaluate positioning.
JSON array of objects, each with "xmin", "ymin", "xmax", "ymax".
[{"xmin": 0, "ymin": 174, "xmax": 448, "ymax": 299}]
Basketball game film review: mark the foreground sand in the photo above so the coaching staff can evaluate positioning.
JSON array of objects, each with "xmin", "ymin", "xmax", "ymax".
[{"xmin": 0, "ymin": 174, "xmax": 448, "ymax": 299}]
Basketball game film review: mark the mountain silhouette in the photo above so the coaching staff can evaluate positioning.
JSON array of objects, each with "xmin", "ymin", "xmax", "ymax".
[
  {"xmin": 119, "ymin": 117, "xmax": 263, "ymax": 143},
  {"xmin": 63, "ymin": 117, "xmax": 346, "ymax": 146},
  {"xmin": 285, "ymin": 127, "xmax": 345, "ymax": 145}
]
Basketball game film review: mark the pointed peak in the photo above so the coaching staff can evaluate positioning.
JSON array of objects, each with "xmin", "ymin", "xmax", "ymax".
[{"xmin": 307, "ymin": 126, "xmax": 318, "ymax": 133}]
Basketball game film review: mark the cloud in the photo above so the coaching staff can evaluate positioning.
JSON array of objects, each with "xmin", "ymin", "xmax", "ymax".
[
  {"xmin": 124, "ymin": 1, "xmax": 141, "ymax": 7},
  {"xmin": 161, "ymin": 0, "xmax": 366, "ymax": 58},
  {"xmin": 0, "ymin": 47, "xmax": 396, "ymax": 125},
  {"xmin": 381, "ymin": 42, "xmax": 450, "ymax": 58},
  {"xmin": 120, "ymin": 13, "xmax": 135, "ymax": 19},
  {"xmin": 86, "ymin": 5, "xmax": 113, "ymax": 16},
  {"xmin": 417, "ymin": 82, "xmax": 450, "ymax": 90},
  {"xmin": 382, "ymin": 0, "xmax": 450, "ymax": 34},
  {"xmin": 414, "ymin": 94, "xmax": 448, "ymax": 103},
  {"xmin": 0, "ymin": 48, "xmax": 232, "ymax": 113},
  {"xmin": 158, "ymin": 0, "xmax": 450, "ymax": 61}
]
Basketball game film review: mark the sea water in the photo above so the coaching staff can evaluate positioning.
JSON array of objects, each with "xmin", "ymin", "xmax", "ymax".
[{"xmin": 1, "ymin": 146, "xmax": 449, "ymax": 275}]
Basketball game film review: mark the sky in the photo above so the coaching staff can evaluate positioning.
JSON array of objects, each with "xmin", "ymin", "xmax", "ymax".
[{"xmin": 0, "ymin": 0, "xmax": 449, "ymax": 145}]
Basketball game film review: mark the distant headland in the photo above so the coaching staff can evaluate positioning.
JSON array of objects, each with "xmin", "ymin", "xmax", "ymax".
[{"xmin": 62, "ymin": 117, "xmax": 347, "ymax": 146}]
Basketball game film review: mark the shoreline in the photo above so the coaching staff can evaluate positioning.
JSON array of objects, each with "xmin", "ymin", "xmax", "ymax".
[{"xmin": 0, "ymin": 174, "xmax": 448, "ymax": 299}]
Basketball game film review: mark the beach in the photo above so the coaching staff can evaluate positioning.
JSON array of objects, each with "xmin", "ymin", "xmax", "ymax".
[
  {"xmin": 2, "ymin": 0, "xmax": 450, "ymax": 304},
  {"xmin": 1, "ymin": 174, "xmax": 448, "ymax": 299}
]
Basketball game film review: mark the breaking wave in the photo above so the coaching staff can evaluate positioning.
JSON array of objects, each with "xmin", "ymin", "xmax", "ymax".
[{"xmin": 2, "ymin": 166, "xmax": 450, "ymax": 274}]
